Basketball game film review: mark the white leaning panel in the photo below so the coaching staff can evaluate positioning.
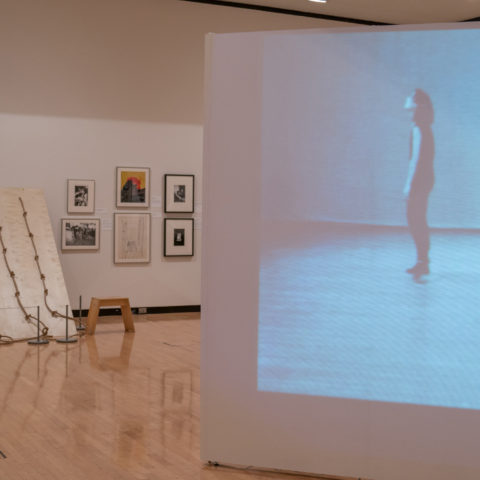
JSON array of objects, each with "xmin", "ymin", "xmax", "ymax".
[{"xmin": 0, "ymin": 187, "xmax": 74, "ymax": 338}]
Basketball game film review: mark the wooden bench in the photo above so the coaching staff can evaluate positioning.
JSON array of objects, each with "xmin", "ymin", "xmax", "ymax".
[{"xmin": 86, "ymin": 297, "xmax": 135, "ymax": 335}]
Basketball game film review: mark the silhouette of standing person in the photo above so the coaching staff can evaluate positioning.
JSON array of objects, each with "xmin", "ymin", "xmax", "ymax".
[{"xmin": 403, "ymin": 89, "xmax": 435, "ymax": 278}]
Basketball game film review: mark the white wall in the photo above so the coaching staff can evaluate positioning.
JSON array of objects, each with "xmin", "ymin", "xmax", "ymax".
[
  {"xmin": 0, "ymin": 113, "xmax": 202, "ymax": 307},
  {"xmin": 0, "ymin": 0, "xmax": 342, "ymax": 308}
]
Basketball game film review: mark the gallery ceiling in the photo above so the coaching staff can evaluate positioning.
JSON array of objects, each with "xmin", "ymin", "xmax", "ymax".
[{"xmin": 184, "ymin": 0, "xmax": 480, "ymax": 25}]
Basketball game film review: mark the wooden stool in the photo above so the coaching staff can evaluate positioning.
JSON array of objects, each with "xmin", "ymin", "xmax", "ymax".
[{"xmin": 86, "ymin": 297, "xmax": 135, "ymax": 335}]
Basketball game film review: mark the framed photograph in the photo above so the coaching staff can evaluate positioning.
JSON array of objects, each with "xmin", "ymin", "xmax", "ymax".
[
  {"xmin": 67, "ymin": 179, "xmax": 95, "ymax": 213},
  {"xmin": 164, "ymin": 174, "xmax": 194, "ymax": 213},
  {"xmin": 61, "ymin": 218, "xmax": 100, "ymax": 250},
  {"xmin": 114, "ymin": 213, "xmax": 151, "ymax": 263},
  {"xmin": 164, "ymin": 218, "xmax": 194, "ymax": 257},
  {"xmin": 116, "ymin": 167, "xmax": 150, "ymax": 208}
]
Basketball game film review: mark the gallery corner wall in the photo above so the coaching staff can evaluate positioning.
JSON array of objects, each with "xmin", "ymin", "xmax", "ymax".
[{"xmin": 0, "ymin": 0, "xmax": 341, "ymax": 308}]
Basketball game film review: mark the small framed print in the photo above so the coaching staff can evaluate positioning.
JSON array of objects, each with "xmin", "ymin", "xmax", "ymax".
[
  {"xmin": 164, "ymin": 174, "xmax": 194, "ymax": 213},
  {"xmin": 61, "ymin": 218, "xmax": 100, "ymax": 250},
  {"xmin": 164, "ymin": 218, "xmax": 194, "ymax": 257},
  {"xmin": 114, "ymin": 213, "xmax": 151, "ymax": 263},
  {"xmin": 67, "ymin": 179, "xmax": 95, "ymax": 213},
  {"xmin": 116, "ymin": 167, "xmax": 150, "ymax": 208}
]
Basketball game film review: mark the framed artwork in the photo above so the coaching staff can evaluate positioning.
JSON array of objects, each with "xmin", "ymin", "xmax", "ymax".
[
  {"xmin": 61, "ymin": 218, "xmax": 100, "ymax": 250},
  {"xmin": 116, "ymin": 167, "xmax": 150, "ymax": 208},
  {"xmin": 67, "ymin": 179, "xmax": 95, "ymax": 213},
  {"xmin": 164, "ymin": 174, "xmax": 194, "ymax": 213},
  {"xmin": 164, "ymin": 218, "xmax": 194, "ymax": 257},
  {"xmin": 114, "ymin": 213, "xmax": 151, "ymax": 263}
]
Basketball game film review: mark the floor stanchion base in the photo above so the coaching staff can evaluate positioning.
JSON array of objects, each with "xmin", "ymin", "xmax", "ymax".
[
  {"xmin": 28, "ymin": 338, "xmax": 49, "ymax": 345},
  {"xmin": 56, "ymin": 337, "xmax": 78, "ymax": 343}
]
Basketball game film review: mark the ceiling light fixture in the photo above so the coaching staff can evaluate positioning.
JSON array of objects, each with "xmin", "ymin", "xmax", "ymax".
[{"xmin": 309, "ymin": 0, "xmax": 328, "ymax": 3}]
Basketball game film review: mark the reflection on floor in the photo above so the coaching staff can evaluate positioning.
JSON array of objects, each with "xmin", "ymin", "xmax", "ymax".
[
  {"xmin": 259, "ymin": 222, "xmax": 480, "ymax": 409},
  {"xmin": 0, "ymin": 314, "xmax": 326, "ymax": 480}
]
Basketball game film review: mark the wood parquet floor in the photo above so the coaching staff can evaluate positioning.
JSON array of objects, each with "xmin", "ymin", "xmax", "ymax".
[{"xmin": 0, "ymin": 314, "xmax": 341, "ymax": 480}]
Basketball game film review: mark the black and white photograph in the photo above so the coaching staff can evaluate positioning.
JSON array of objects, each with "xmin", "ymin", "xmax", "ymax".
[
  {"xmin": 174, "ymin": 228, "xmax": 185, "ymax": 246},
  {"xmin": 164, "ymin": 218, "xmax": 194, "ymax": 256},
  {"xmin": 67, "ymin": 179, "xmax": 95, "ymax": 213},
  {"xmin": 61, "ymin": 218, "xmax": 100, "ymax": 250},
  {"xmin": 75, "ymin": 186, "xmax": 88, "ymax": 206},
  {"xmin": 164, "ymin": 174, "xmax": 194, "ymax": 213},
  {"xmin": 174, "ymin": 184, "xmax": 186, "ymax": 203}
]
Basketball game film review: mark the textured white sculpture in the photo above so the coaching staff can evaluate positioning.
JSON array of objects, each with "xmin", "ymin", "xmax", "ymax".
[{"xmin": 0, "ymin": 188, "xmax": 75, "ymax": 339}]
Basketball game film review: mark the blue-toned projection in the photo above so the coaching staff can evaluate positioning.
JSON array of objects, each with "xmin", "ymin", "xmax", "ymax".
[{"xmin": 257, "ymin": 27, "xmax": 480, "ymax": 410}]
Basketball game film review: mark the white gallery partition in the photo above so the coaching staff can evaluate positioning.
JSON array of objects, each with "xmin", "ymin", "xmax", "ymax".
[{"xmin": 202, "ymin": 23, "xmax": 480, "ymax": 479}]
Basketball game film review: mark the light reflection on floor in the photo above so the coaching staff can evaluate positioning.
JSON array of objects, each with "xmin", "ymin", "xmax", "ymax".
[{"xmin": 258, "ymin": 222, "xmax": 480, "ymax": 410}]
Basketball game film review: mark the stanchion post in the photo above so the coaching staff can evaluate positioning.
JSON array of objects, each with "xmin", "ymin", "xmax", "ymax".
[
  {"xmin": 77, "ymin": 295, "xmax": 85, "ymax": 331},
  {"xmin": 56, "ymin": 305, "xmax": 78, "ymax": 344},
  {"xmin": 28, "ymin": 306, "xmax": 49, "ymax": 345}
]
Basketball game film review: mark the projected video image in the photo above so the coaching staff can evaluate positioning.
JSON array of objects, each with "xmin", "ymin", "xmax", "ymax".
[{"xmin": 258, "ymin": 28, "xmax": 480, "ymax": 410}]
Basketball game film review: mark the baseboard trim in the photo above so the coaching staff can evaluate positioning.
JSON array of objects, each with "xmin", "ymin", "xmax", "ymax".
[{"xmin": 72, "ymin": 305, "xmax": 201, "ymax": 317}]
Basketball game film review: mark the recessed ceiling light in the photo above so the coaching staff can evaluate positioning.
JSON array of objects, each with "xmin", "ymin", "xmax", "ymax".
[{"xmin": 309, "ymin": 0, "xmax": 328, "ymax": 3}]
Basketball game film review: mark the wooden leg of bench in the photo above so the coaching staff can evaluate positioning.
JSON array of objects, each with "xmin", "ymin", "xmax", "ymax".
[
  {"xmin": 86, "ymin": 298, "xmax": 100, "ymax": 335},
  {"xmin": 121, "ymin": 300, "xmax": 135, "ymax": 333}
]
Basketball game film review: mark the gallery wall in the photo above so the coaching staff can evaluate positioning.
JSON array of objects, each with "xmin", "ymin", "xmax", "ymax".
[{"xmin": 0, "ymin": 0, "xmax": 340, "ymax": 308}]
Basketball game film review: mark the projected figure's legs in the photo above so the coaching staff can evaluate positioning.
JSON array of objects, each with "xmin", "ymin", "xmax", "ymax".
[{"xmin": 406, "ymin": 190, "xmax": 431, "ymax": 276}]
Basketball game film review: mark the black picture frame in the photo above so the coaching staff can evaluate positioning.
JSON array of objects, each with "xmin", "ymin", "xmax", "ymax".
[
  {"xmin": 164, "ymin": 218, "xmax": 194, "ymax": 257},
  {"xmin": 164, "ymin": 174, "xmax": 194, "ymax": 213}
]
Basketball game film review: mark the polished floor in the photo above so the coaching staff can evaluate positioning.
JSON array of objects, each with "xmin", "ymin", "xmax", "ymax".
[{"xmin": 0, "ymin": 314, "xmax": 342, "ymax": 480}]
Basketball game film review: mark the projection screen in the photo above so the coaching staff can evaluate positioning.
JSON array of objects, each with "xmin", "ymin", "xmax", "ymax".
[{"xmin": 202, "ymin": 23, "xmax": 480, "ymax": 480}]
